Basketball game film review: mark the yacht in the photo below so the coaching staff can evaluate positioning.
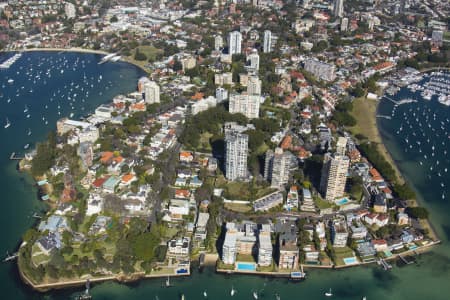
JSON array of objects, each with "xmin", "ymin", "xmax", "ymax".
[
  {"xmin": 230, "ymin": 286, "xmax": 236, "ymax": 296},
  {"xmin": 4, "ymin": 118, "xmax": 10, "ymax": 128},
  {"xmin": 203, "ymin": 290, "xmax": 207, "ymax": 298},
  {"xmin": 325, "ymin": 288, "xmax": 333, "ymax": 297},
  {"xmin": 253, "ymin": 291, "xmax": 258, "ymax": 299},
  {"xmin": 165, "ymin": 276, "xmax": 171, "ymax": 287}
]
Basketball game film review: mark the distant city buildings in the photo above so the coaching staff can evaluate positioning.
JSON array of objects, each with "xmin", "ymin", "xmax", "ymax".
[
  {"xmin": 216, "ymin": 87, "xmax": 229, "ymax": 103},
  {"xmin": 263, "ymin": 30, "xmax": 272, "ymax": 53},
  {"xmin": 341, "ymin": 17, "xmax": 349, "ymax": 31},
  {"xmin": 247, "ymin": 75, "xmax": 262, "ymax": 95},
  {"xmin": 65, "ymin": 3, "xmax": 76, "ymax": 19},
  {"xmin": 215, "ymin": 34, "xmax": 223, "ymax": 51},
  {"xmin": 333, "ymin": 0, "xmax": 344, "ymax": 18},
  {"xmin": 228, "ymin": 31, "xmax": 242, "ymax": 55},
  {"xmin": 191, "ymin": 96, "xmax": 217, "ymax": 115},
  {"xmin": 304, "ymin": 59, "xmax": 336, "ymax": 82},
  {"xmin": 247, "ymin": 49, "xmax": 260, "ymax": 72},
  {"xmin": 225, "ymin": 123, "xmax": 249, "ymax": 181}
]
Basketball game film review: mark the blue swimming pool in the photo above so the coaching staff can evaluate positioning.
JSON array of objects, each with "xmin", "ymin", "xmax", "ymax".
[
  {"xmin": 335, "ymin": 197, "xmax": 350, "ymax": 206},
  {"xmin": 343, "ymin": 257, "xmax": 358, "ymax": 265},
  {"xmin": 236, "ymin": 262, "xmax": 256, "ymax": 271}
]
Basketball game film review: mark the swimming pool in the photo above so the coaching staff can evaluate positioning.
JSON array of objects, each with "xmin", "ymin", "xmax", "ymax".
[
  {"xmin": 343, "ymin": 257, "xmax": 358, "ymax": 265},
  {"xmin": 236, "ymin": 262, "xmax": 256, "ymax": 271},
  {"xmin": 335, "ymin": 197, "xmax": 350, "ymax": 206}
]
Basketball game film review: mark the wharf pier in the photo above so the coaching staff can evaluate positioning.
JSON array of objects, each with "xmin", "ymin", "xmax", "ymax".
[{"xmin": 10, "ymin": 152, "xmax": 24, "ymax": 160}]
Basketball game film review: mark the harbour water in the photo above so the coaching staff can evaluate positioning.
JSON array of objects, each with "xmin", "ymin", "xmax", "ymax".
[{"xmin": 1, "ymin": 53, "xmax": 450, "ymax": 299}]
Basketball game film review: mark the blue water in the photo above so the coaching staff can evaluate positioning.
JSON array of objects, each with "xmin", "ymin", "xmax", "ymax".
[
  {"xmin": 1, "ymin": 53, "xmax": 450, "ymax": 300},
  {"xmin": 0, "ymin": 51, "xmax": 145, "ymax": 299},
  {"xmin": 343, "ymin": 257, "xmax": 357, "ymax": 265},
  {"xmin": 236, "ymin": 263, "xmax": 256, "ymax": 271},
  {"xmin": 335, "ymin": 197, "xmax": 349, "ymax": 206}
]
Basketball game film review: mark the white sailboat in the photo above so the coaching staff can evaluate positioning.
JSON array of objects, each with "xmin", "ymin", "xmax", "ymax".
[
  {"xmin": 4, "ymin": 118, "xmax": 10, "ymax": 128},
  {"xmin": 325, "ymin": 288, "xmax": 333, "ymax": 297},
  {"xmin": 230, "ymin": 286, "xmax": 236, "ymax": 296},
  {"xmin": 253, "ymin": 291, "xmax": 258, "ymax": 299},
  {"xmin": 203, "ymin": 290, "xmax": 207, "ymax": 298},
  {"xmin": 165, "ymin": 276, "xmax": 170, "ymax": 287}
]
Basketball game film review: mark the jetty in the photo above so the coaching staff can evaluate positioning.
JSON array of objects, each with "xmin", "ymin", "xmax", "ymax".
[
  {"xmin": 0, "ymin": 53, "xmax": 22, "ymax": 69},
  {"xmin": 3, "ymin": 251, "xmax": 18, "ymax": 263},
  {"xmin": 378, "ymin": 258, "xmax": 392, "ymax": 271},
  {"xmin": 10, "ymin": 152, "xmax": 23, "ymax": 160},
  {"xmin": 98, "ymin": 53, "xmax": 118, "ymax": 64},
  {"xmin": 383, "ymin": 96, "xmax": 417, "ymax": 106},
  {"xmin": 376, "ymin": 115, "xmax": 392, "ymax": 120}
]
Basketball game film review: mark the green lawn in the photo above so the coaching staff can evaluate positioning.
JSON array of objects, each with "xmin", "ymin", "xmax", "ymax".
[
  {"xmin": 224, "ymin": 202, "xmax": 252, "ymax": 213},
  {"xmin": 236, "ymin": 253, "xmax": 256, "ymax": 262},
  {"xmin": 349, "ymin": 97, "xmax": 379, "ymax": 142},
  {"xmin": 334, "ymin": 247, "xmax": 356, "ymax": 266},
  {"xmin": 199, "ymin": 132, "xmax": 213, "ymax": 151},
  {"xmin": 314, "ymin": 195, "xmax": 333, "ymax": 209}
]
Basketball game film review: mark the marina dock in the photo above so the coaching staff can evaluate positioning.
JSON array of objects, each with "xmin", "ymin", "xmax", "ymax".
[
  {"xmin": 10, "ymin": 152, "xmax": 24, "ymax": 160},
  {"xmin": 2, "ymin": 252, "xmax": 18, "ymax": 263}
]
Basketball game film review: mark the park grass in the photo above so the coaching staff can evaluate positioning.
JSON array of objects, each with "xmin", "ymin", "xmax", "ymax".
[
  {"xmin": 123, "ymin": 46, "xmax": 162, "ymax": 73},
  {"xmin": 349, "ymin": 97, "xmax": 379, "ymax": 142},
  {"xmin": 349, "ymin": 97, "xmax": 404, "ymax": 184},
  {"xmin": 224, "ymin": 181, "xmax": 251, "ymax": 200},
  {"xmin": 222, "ymin": 181, "xmax": 275, "ymax": 201}
]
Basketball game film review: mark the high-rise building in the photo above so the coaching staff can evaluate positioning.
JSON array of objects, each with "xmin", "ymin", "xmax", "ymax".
[
  {"xmin": 229, "ymin": 93, "xmax": 260, "ymax": 119},
  {"xmin": 320, "ymin": 152, "xmax": 350, "ymax": 202},
  {"xmin": 257, "ymin": 225, "xmax": 272, "ymax": 266},
  {"xmin": 340, "ymin": 17, "xmax": 348, "ymax": 31},
  {"xmin": 216, "ymin": 87, "xmax": 229, "ymax": 103},
  {"xmin": 331, "ymin": 216, "xmax": 348, "ymax": 248},
  {"xmin": 247, "ymin": 49, "xmax": 260, "ymax": 71},
  {"xmin": 143, "ymin": 81, "xmax": 160, "ymax": 104},
  {"xmin": 333, "ymin": 0, "xmax": 344, "ymax": 18},
  {"xmin": 225, "ymin": 124, "xmax": 249, "ymax": 181},
  {"xmin": 215, "ymin": 35, "xmax": 223, "ymax": 51},
  {"xmin": 247, "ymin": 76, "xmax": 262, "ymax": 95},
  {"xmin": 222, "ymin": 223, "xmax": 238, "ymax": 264},
  {"xmin": 264, "ymin": 148, "xmax": 294, "ymax": 189},
  {"xmin": 263, "ymin": 30, "xmax": 272, "ymax": 53},
  {"xmin": 336, "ymin": 137, "xmax": 348, "ymax": 156},
  {"xmin": 228, "ymin": 31, "xmax": 242, "ymax": 56}
]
